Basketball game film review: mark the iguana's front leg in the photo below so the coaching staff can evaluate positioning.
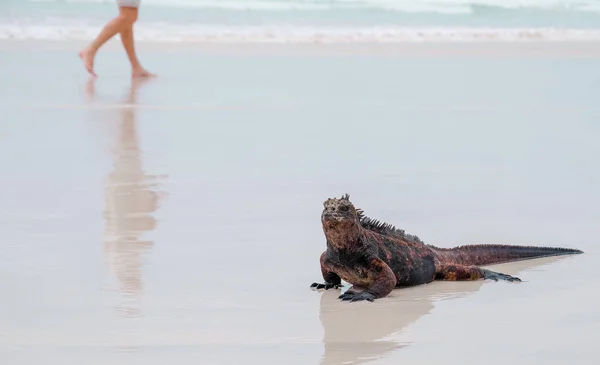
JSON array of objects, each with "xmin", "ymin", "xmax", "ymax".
[
  {"xmin": 310, "ymin": 251, "xmax": 343, "ymax": 290},
  {"xmin": 338, "ymin": 257, "xmax": 397, "ymax": 303},
  {"xmin": 435, "ymin": 263, "xmax": 521, "ymax": 282}
]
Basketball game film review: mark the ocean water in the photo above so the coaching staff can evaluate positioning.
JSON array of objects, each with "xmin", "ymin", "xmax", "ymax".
[{"xmin": 1, "ymin": 0, "xmax": 600, "ymax": 42}]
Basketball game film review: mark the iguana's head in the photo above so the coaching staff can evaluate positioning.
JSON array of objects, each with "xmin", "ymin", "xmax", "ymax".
[{"xmin": 321, "ymin": 194, "xmax": 361, "ymax": 248}]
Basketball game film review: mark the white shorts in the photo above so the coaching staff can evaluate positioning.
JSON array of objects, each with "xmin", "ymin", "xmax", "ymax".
[{"xmin": 117, "ymin": 0, "xmax": 141, "ymax": 8}]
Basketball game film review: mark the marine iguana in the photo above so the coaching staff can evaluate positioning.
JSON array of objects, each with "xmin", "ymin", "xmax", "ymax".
[{"xmin": 310, "ymin": 194, "xmax": 584, "ymax": 303}]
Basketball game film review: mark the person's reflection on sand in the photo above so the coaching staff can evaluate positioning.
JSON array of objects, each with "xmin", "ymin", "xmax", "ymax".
[
  {"xmin": 88, "ymin": 77, "xmax": 166, "ymax": 318},
  {"xmin": 317, "ymin": 255, "xmax": 571, "ymax": 365}
]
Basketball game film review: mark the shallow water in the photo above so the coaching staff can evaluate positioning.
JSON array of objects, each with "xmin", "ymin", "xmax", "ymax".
[
  {"xmin": 3, "ymin": 0, "xmax": 600, "ymax": 43},
  {"xmin": 0, "ymin": 42, "xmax": 599, "ymax": 364}
]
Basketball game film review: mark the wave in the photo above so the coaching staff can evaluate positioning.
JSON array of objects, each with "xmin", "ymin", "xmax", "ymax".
[
  {"xmin": 3, "ymin": 21, "xmax": 600, "ymax": 42},
  {"xmin": 23, "ymin": 0, "xmax": 600, "ymax": 14}
]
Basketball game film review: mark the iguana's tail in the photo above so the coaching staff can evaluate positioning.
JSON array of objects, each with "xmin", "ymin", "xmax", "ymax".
[{"xmin": 433, "ymin": 244, "xmax": 583, "ymax": 267}]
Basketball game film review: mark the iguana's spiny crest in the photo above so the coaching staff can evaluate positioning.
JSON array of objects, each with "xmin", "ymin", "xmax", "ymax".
[{"xmin": 322, "ymin": 194, "xmax": 424, "ymax": 244}]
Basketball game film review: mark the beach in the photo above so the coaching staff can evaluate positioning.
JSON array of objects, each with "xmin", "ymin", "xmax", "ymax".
[{"xmin": 1, "ymin": 38, "xmax": 599, "ymax": 365}]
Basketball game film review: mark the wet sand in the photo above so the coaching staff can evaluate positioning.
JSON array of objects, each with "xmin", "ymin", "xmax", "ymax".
[{"xmin": 0, "ymin": 40, "xmax": 599, "ymax": 365}]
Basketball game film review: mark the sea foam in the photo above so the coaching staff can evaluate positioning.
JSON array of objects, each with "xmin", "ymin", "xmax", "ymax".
[
  {"xmin": 2, "ymin": 22, "xmax": 600, "ymax": 43},
  {"xmin": 22, "ymin": 0, "xmax": 600, "ymax": 14},
  {"xmin": 5, "ymin": 0, "xmax": 600, "ymax": 43}
]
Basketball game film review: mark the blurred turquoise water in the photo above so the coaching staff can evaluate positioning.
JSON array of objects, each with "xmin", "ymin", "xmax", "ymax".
[{"xmin": 1, "ymin": 0, "xmax": 600, "ymax": 42}]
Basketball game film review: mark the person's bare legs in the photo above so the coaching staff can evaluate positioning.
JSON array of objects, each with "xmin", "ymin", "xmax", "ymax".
[
  {"xmin": 79, "ymin": 6, "xmax": 154, "ymax": 78},
  {"xmin": 119, "ymin": 18, "xmax": 155, "ymax": 78}
]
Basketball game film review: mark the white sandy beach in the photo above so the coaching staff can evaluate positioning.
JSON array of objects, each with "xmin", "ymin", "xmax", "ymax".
[{"xmin": 1, "ymin": 39, "xmax": 599, "ymax": 365}]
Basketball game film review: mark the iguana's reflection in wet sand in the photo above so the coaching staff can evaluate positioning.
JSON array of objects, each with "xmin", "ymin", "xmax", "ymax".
[{"xmin": 317, "ymin": 255, "xmax": 570, "ymax": 365}]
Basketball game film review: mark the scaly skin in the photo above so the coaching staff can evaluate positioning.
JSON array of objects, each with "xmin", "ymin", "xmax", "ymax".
[{"xmin": 310, "ymin": 194, "xmax": 584, "ymax": 302}]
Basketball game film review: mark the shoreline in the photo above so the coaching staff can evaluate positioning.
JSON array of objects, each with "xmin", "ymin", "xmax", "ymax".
[{"xmin": 2, "ymin": 39, "xmax": 600, "ymax": 57}]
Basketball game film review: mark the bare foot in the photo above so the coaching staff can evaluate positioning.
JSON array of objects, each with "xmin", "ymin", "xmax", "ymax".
[
  {"xmin": 79, "ymin": 48, "xmax": 97, "ymax": 77},
  {"xmin": 132, "ymin": 67, "xmax": 156, "ymax": 78}
]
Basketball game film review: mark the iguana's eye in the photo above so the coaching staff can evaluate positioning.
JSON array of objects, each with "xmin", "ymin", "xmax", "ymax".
[{"xmin": 339, "ymin": 205, "xmax": 349, "ymax": 212}]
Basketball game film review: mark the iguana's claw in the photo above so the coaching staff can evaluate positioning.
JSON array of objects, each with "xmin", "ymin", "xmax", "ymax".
[
  {"xmin": 311, "ymin": 282, "xmax": 343, "ymax": 290},
  {"xmin": 338, "ymin": 290, "xmax": 358, "ymax": 300},
  {"xmin": 339, "ymin": 290, "xmax": 376, "ymax": 302},
  {"xmin": 482, "ymin": 269, "xmax": 522, "ymax": 282}
]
